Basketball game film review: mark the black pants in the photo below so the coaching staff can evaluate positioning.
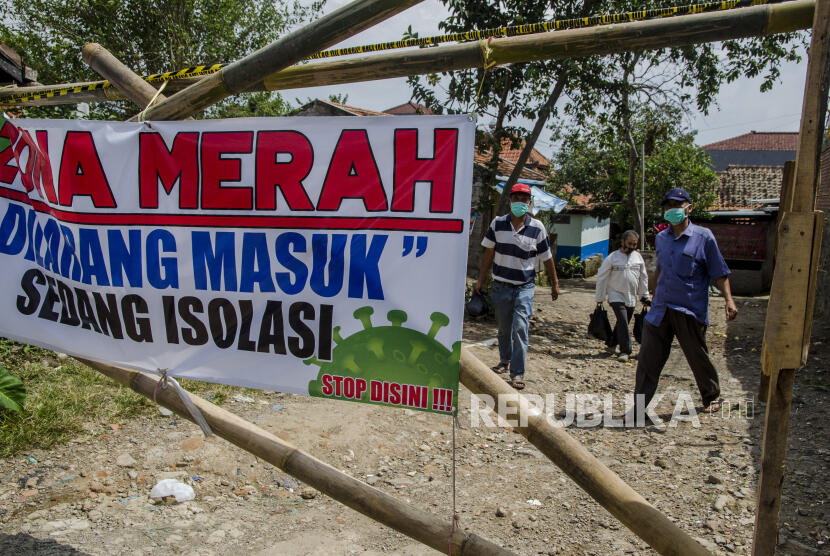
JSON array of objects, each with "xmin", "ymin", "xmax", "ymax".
[
  {"xmin": 634, "ymin": 308, "xmax": 721, "ymax": 408},
  {"xmin": 607, "ymin": 302, "xmax": 634, "ymax": 355}
]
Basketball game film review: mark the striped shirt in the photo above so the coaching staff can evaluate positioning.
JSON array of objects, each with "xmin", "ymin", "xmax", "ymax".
[{"xmin": 481, "ymin": 214, "xmax": 553, "ymax": 285}]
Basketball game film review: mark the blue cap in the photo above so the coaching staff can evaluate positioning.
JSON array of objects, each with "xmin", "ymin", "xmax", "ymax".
[{"xmin": 661, "ymin": 188, "xmax": 691, "ymax": 205}]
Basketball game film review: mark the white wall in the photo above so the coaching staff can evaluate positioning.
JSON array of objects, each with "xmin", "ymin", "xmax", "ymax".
[
  {"xmin": 548, "ymin": 214, "xmax": 582, "ymax": 246},
  {"xmin": 580, "ymin": 215, "xmax": 610, "ymax": 246}
]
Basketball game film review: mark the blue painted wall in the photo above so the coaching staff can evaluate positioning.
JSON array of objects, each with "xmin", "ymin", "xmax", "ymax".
[{"xmin": 580, "ymin": 239, "xmax": 608, "ymax": 260}]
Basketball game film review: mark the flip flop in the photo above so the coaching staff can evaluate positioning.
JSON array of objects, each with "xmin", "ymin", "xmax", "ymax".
[
  {"xmin": 703, "ymin": 398, "xmax": 724, "ymax": 414},
  {"xmin": 510, "ymin": 378, "xmax": 525, "ymax": 390},
  {"xmin": 491, "ymin": 362, "xmax": 509, "ymax": 374}
]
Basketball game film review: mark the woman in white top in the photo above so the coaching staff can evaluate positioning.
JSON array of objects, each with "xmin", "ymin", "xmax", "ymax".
[{"xmin": 595, "ymin": 230, "xmax": 650, "ymax": 361}]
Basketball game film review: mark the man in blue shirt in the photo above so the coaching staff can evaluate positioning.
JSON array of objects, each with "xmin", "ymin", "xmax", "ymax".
[{"xmin": 634, "ymin": 188, "xmax": 738, "ymax": 418}]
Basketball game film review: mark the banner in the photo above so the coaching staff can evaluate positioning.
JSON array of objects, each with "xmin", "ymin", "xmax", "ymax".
[{"xmin": 0, "ymin": 114, "xmax": 474, "ymax": 414}]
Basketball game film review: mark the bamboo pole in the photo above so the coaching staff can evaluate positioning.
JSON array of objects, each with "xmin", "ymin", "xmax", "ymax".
[
  {"xmin": 77, "ymin": 358, "xmax": 512, "ymax": 556},
  {"xmin": 457, "ymin": 349, "xmax": 711, "ymax": 556},
  {"xmin": 140, "ymin": 0, "xmax": 424, "ymax": 120},
  {"xmin": 752, "ymin": 0, "xmax": 830, "ymax": 553},
  {"xmin": 1, "ymin": 0, "xmax": 815, "ymax": 108},
  {"xmin": 82, "ymin": 43, "xmax": 169, "ymax": 110}
]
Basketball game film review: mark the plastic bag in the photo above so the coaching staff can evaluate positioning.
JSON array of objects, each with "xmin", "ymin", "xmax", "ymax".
[
  {"xmin": 633, "ymin": 306, "xmax": 648, "ymax": 344},
  {"xmin": 588, "ymin": 305, "xmax": 613, "ymax": 343},
  {"xmin": 466, "ymin": 290, "xmax": 489, "ymax": 317},
  {"xmin": 149, "ymin": 479, "xmax": 195, "ymax": 502}
]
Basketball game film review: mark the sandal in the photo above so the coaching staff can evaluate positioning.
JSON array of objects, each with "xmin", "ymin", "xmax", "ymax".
[
  {"xmin": 703, "ymin": 398, "xmax": 724, "ymax": 414},
  {"xmin": 510, "ymin": 378, "xmax": 525, "ymax": 390},
  {"xmin": 491, "ymin": 362, "xmax": 509, "ymax": 374}
]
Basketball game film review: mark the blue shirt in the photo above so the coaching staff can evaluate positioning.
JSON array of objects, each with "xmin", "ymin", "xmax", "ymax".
[{"xmin": 647, "ymin": 222, "xmax": 731, "ymax": 326}]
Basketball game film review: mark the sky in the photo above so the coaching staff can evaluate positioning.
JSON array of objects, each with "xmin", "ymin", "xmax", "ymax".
[{"xmin": 281, "ymin": 0, "xmax": 809, "ymax": 157}]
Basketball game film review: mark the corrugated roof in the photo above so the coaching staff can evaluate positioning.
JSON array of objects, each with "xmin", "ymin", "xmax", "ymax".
[{"xmin": 702, "ymin": 131, "xmax": 798, "ymax": 151}]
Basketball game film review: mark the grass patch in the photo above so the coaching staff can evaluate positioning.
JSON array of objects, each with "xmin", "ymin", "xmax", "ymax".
[{"xmin": 0, "ymin": 338, "xmax": 259, "ymax": 458}]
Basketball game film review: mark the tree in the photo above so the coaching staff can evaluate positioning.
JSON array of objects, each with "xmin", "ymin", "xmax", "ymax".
[
  {"xmin": 408, "ymin": 0, "xmax": 806, "ymax": 220},
  {"xmin": 0, "ymin": 0, "xmax": 324, "ymax": 120},
  {"xmin": 406, "ymin": 0, "xmax": 600, "ymax": 214},
  {"xmin": 551, "ymin": 104, "xmax": 718, "ymax": 241}
]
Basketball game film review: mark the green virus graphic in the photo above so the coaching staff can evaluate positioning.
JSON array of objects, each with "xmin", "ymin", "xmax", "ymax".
[{"xmin": 305, "ymin": 307, "xmax": 460, "ymax": 413}]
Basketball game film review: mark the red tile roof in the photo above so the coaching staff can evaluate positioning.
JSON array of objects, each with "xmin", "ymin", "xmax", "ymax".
[
  {"xmin": 473, "ymin": 150, "xmax": 547, "ymax": 181},
  {"xmin": 383, "ymin": 102, "xmax": 435, "ymax": 115},
  {"xmin": 702, "ymin": 131, "xmax": 798, "ymax": 151},
  {"xmin": 499, "ymin": 137, "xmax": 551, "ymax": 169}
]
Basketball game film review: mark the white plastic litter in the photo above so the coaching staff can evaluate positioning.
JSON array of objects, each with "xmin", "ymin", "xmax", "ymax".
[{"xmin": 149, "ymin": 479, "xmax": 195, "ymax": 502}]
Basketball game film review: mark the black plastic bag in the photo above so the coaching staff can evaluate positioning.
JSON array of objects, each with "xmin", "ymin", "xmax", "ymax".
[
  {"xmin": 633, "ymin": 306, "xmax": 649, "ymax": 344},
  {"xmin": 466, "ymin": 290, "xmax": 489, "ymax": 317},
  {"xmin": 588, "ymin": 305, "xmax": 613, "ymax": 342}
]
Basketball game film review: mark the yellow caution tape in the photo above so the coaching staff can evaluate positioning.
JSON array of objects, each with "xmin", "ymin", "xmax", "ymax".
[{"xmin": 0, "ymin": 0, "xmax": 775, "ymax": 106}]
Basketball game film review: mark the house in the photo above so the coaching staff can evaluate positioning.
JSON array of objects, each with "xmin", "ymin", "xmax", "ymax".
[
  {"xmin": 702, "ymin": 131, "xmax": 797, "ymax": 171},
  {"xmin": 382, "ymin": 101, "xmax": 435, "ymax": 115},
  {"xmin": 696, "ymin": 131, "xmax": 797, "ymax": 294},
  {"xmin": 545, "ymin": 188, "xmax": 610, "ymax": 262}
]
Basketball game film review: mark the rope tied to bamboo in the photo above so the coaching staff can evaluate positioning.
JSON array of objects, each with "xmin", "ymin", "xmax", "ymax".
[
  {"xmin": 153, "ymin": 368, "xmax": 212, "ymax": 437},
  {"xmin": 135, "ymin": 80, "xmax": 168, "ymax": 122},
  {"xmin": 469, "ymin": 37, "xmax": 497, "ymax": 122}
]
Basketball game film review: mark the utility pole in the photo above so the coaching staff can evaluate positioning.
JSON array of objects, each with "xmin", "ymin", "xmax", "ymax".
[{"xmin": 641, "ymin": 143, "xmax": 646, "ymax": 250}]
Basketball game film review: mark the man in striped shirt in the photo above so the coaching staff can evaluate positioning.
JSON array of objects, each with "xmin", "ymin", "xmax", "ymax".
[{"xmin": 474, "ymin": 183, "xmax": 560, "ymax": 390}]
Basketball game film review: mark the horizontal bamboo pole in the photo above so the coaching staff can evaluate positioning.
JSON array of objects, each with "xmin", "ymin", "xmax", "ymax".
[
  {"xmin": 458, "ymin": 348, "xmax": 711, "ymax": 556},
  {"xmin": 141, "ymin": 0, "xmax": 423, "ymax": 120},
  {"xmin": 0, "ymin": 0, "xmax": 814, "ymax": 107},
  {"xmin": 78, "ymin": 358, "xmax": 511, "ymax": 556}
]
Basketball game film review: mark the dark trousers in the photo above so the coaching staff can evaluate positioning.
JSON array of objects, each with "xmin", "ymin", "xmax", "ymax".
[
  {"xmin": 634, "ymin": 308, "xmax": 721, "ymax": 408},
  {"xmin": 607, "ymin": 302, "xmax": 634, "ymax": 355}
]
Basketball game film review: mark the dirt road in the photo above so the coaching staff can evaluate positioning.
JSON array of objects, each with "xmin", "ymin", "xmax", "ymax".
[{"xmin": 1, "ymin": 278, "xmax": 828, "ymax": 555}]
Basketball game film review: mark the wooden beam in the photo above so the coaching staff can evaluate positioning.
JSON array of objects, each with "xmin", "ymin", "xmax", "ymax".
[
  {"xmin": 79, "ymin": 358, "xmax": 513, "ymax": 556},
  {"xmin": 752, "ymin": 368, "xmax": 796, "ymax": 555},
  {"xmin": 1, "ymin": 0, "xmax": 815, "ymax": 108},
  {"xmin": 458, "ymin": 349, "xmax": 711, "ymax": 556},
  {"xmin": 141, "ymin": 0, "xmax": 424, "ymax": 120},
  {"xmin": 753, "ymin": 0, "xmax": 830, "ymax": 553}
]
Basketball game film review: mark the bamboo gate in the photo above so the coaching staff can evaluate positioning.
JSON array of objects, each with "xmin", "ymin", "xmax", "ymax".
[{"xmin": 2, "ymin": 0, "xmax": 827, "ymax": 554}]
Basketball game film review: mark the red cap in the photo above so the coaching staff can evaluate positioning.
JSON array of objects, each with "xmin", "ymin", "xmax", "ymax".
[{"xmin": 511, "ymin": 182, "xmax": 531, "ymax": 195}]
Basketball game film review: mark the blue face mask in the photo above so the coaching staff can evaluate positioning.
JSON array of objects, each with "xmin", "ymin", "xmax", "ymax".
[
  {"xmin": 511, "ymin": 202, "xmax": 529, "ymax": 217},
  {"xmin": 664, "ymin": 207, "xmax": 687, "ymax": 225}
]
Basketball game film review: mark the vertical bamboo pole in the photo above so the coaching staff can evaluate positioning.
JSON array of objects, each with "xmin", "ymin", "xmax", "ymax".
[
  {"xmin": 142, "ymin": 0, "xmax": 423, "ymax": 120},
  {"xmin": 752, "ymin": 0, "xmax": 830, "ymax": 553}
]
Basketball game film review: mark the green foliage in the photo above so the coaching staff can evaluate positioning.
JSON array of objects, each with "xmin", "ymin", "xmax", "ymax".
[
  {"xmin": 0, "ymin": 337, "xmax": 260, "ymax": 456},
  {"xmin": 0, "ymin": 0, "xmax": 324, "ymax": 120},
  {"xmin": 556, "ymin": 255, "xmax": 584, "ymax": 278},
  {"xmin": 551, "ymin": 105, "xmax": 718, "ymax": 230},
  {"xmin": 406, "ymin": 0, "xmax": 594, "ymax": 194},
  {"xmin": 208, "ymin": 92, "xmax": 292, "ymax": 119},
  {"xmin": 0, "ymin": 362, "xmax": 26, "ymax": 412}
]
